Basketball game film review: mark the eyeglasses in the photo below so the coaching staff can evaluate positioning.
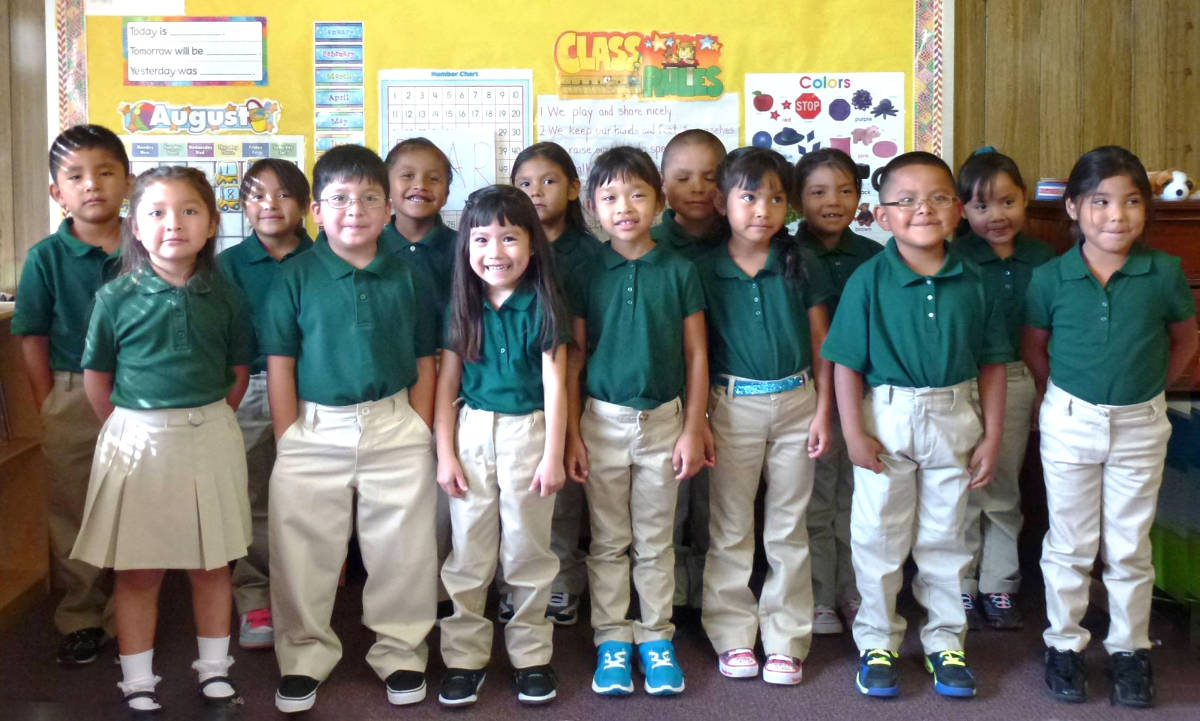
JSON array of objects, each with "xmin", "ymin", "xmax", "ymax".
[
  {"xmin": 878, "ymin": 194, "xmax": 957, "ymax": 211},
  {"xmin": 319, "ymin": 193, "xmax": 387, "ymax": 210}
]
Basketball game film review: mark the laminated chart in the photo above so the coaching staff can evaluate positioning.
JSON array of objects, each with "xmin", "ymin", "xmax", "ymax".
[
  {"xmin": 380, "ymin": 69, "xmax": 532, "ymax": 226},
  {"xmin": 122, "ymin": 135, "xmax": 304, "ymax": 252}
]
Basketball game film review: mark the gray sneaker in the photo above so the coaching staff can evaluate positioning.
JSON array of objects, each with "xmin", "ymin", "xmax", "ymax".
[{"xmin": 545, "ymin": 592, "xmax": 579, "ymax": 626}]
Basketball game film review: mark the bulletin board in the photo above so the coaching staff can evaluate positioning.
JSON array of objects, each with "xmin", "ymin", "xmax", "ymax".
[{"xmin": 54, "ymin": 0, "xmax": 951, "ymax": 229}]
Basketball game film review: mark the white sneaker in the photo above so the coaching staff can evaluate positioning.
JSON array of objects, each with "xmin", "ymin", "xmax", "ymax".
[{"xmin": 812, "ymin": 605, "xmax": 844, "ymax": 635}]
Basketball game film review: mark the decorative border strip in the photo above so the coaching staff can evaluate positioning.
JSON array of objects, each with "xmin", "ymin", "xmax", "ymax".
[
  {"xmin": 912, "ymin": 0, "xmax": 946, "ymax": 155},
  {"xmin": 56, "ymin": 0, "xmax": 88, "ymax": 130}
]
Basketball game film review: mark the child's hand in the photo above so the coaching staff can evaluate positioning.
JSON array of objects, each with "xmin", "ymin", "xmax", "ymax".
[
  {"xmin": 565, "ymin": 432, "xmax": 589, "ymax": 484},
  {"xmin": 672, "ymin": 427, "xmax": 711, "ymax": 481},
  {"xmin": 437, "ymin": 457, "xmax": 469, "ymax": 498},
  {"xmin": 968, "ymin": 434, "xmax": 1001, "ymax": 489},
  {"xmin": 531, "ymin": 455, "xmax": 566, "ymax": 497},
  {"xmin": 845, "ymin": 430, "xmax": 886, "ymax": 473},
  {"xmin": 807, "ymin": 412, "xmax": 832, "ymax": 459}
]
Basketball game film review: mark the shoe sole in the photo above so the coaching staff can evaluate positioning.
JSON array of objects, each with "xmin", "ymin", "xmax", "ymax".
[
  {"xmin": 547, "ymin": 613, "xmax": 578, "ymax": 627},
  {"xmin": 644, "ymin": 680, "xmax": 685, "ymax": 695},
  {"xmin": 275, "ymin": 690, "xmax": 317, "ymax": 713},
  {"xmin": 238, "ymin": 638, "xmax": 274, "ymax": 650},
  {"xmin": 932, "ymin": 681, "xmax": 976, "ymax": 698},
  {"xmin": 438, "ymin": 675, "xmax": 483, "ymax": 707},
  {"xmin": 718, "ymin": 662, "xmax": 759, "ymax": 679},
  {"xmin": 591, "ymin": 679, "xmax": 634, "ymax": 696},
  {"xmin": 388, "ymin": 681, "xmax": 427, "ymax": 706},
  {"xmin": 812, "ymin": 618, "xmax": 844, "ymax": 635},
  {"xmin": 517, "ymin": 688, "xmax": 557, "ymax": 705},
  {"xmin": 855, "ymin": 675, "xmax": 899, "ymax": 698},
  {"xmin": 762, "ymin": 668, "xmax": 802, "ymax": 685}
]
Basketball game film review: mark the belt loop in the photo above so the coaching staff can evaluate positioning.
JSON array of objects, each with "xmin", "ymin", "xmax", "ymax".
[
  {"xmin": 305, "ymin": 402, "xmax": 318, "ymax": 429},
  {"xmin": 887, "ymin": 386, "xmax": 894, "ymax": 404},
  {"xmin": 1066, "ymin": 398, "xmax": 1072, "ymax": 417}
]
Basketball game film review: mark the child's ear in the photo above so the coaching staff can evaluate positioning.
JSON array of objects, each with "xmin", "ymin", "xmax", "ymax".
[
  {"xmin": 310, "ymin": 200, "xmax": 323, "ymax": 224},
  {"xmin": 567, "ymin": 178, "xmax": 580, "ymax": 202},
  {"xmin": 873, "ymin": 204, "xmax": 892, "ymax": 231},
  {"xmin": 713, "ymin": 191, "xmax": 728, "ymax": 218},
  {"xmin": 49, "ymin": 182, "xmax": 64, "ymax": 207},
  {"xmin": 1064, "ymin": 197, "xmax": 1079, "ymax": 221}
]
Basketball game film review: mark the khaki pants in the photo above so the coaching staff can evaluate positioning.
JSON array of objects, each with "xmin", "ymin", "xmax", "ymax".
[
  {"xmin": 963, "ymin": 361, "xmax": 1033, "ymax": 595},
  {"xmin": 807, "ymin": 411, "xmax": 858, "ymax": 609},
  {"xmin": 702, "ymin": 380, "xmax": 818, "ymax": 659},
  {"xmin": 232, "ymin": 374, "xmax": 274, "ymax": 614},
  {"xmin": 270, "ymin": 390, "xmax": 437, "ymax": 681},
  {"xmin": 850, "ymin": 381, "xmax": 980, "ymax": 654},
  {"xmin": 582, "ymin": 397, "xmax": 682, "ymax": 645},
  {"xmin": 1039, "ymin": 382, "xmax": 1170, "ymax": 654},
  {"xmin": 42, "ymin": 372, "xmax": 112, "ymax": 634},
  {"xmin": 441, "ymin": 407, "xmax": 557, "ymax": 668},
  {"xmin": 549, "ymin": 479, "xmax": 588, "ymax": 594}
]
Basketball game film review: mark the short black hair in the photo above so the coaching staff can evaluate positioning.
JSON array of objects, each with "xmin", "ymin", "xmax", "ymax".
[
  {"xmin": 792, "ymin": 148, "xmax": 861, "ymax": 208},
  {"xmin": 49, "ymin": 124, "xmax": 130, "ymax": 180},
  {"xmin": 717, "ymin": 146, "xmax": 793, "ymax": 198},
  {"xmin": 384, "ymin": 137, "xmax": 454, "ymax": 185},
  {"xmin": 585, "ymin": 146, "xmax": 662, "ymax": 203},
  {"xmin": 241, "ymin": 158, "xmax": 311, "ymax": 209},
  {"xmin": 877, "ymin": 151, "xmax": 954, "ymax": 198},
  {"xmin": 956, "ymin": 150, "xmax": 1026, "ymax": 203},
  {"xmin": 661, "ymin": 129, "xmax": 726, "ymax": 172},
  {"xmin": 311, "ymin": 144, "xmax": 388, "ymax": 201},
  {"xmin": 1064, "ymin": 146, "xmax": 1154, "ymax": 243}
]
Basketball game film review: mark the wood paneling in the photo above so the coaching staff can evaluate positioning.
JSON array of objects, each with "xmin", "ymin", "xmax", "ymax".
[{"xmin": 953, "ymin": 0, "xmax": 987, "ymax": 157}]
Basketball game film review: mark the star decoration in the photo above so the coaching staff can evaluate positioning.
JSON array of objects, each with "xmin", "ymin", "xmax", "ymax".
[
  {"xmin": 770, "ymin": 111, "xmax": 780, "ymax": 120},
  {"xmin": 781, "ymin": 100, "xmax": 791, "ymax": 110},
  {"xmin": 699, "ymin": 35, "xmax": 715, "ymax": 50},
  {"xmin": 651, "ymin": 33, "xmax": 666, "ymax": 51},
  {"xmin": 644, "ymin": 38, "xmax": 653, "ymax": 49},
  {"xmin": 665, "ymin": 36, "xmax": 675, "ymax": 48}
]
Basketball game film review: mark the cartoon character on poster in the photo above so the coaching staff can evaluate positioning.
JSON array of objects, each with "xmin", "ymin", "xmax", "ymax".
[{"xmin": 554, "ymin": 30, "xmax": 724, "ymax": 100}]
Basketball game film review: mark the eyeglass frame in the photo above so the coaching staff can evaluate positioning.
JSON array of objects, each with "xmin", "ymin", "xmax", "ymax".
[
  {"xmin": 877, "ymin": 194, "xmax": 958, "ymax": 211},
  {"xmin": 318, "ymin": 192, "xmax": 388, "ymax": 210}
]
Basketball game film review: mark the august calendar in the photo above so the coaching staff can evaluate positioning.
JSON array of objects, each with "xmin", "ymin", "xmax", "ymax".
[{"xmin": 379, "ymin": 69, "xmax": 533, "ymax": 226}]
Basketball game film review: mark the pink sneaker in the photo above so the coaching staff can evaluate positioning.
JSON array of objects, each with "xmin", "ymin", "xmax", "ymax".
[
  {"xmin": 239, "ymin": 608, "xmax": 274, "ymax": 650},
  {"xmin": 762, "ymin": 654, "xmax": 802, "ymax": 685},
  {"xmin": 718, "ymin": 648, "xmax": 759, "ymax": 678}
]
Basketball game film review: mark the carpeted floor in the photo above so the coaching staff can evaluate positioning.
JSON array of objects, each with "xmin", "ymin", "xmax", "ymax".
[{"xmin": 3, "ymin": 569, "xmax": 1199, "ymax": 721}]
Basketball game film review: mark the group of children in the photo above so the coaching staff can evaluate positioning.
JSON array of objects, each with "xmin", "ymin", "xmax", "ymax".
[{"xmin": 13, "ymin": 122, "xmax": 1195, "ymax": 714}]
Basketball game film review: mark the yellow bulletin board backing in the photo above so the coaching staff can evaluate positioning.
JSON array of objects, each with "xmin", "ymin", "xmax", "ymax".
[{"xmin": 61, "ymin": 1, "xmax": 952, "ymax": 165}]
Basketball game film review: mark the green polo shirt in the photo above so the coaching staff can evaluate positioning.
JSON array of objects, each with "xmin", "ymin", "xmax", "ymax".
[
  {"xmin": 798, "ymin": 223, "xmax": 882, "ymax": 316},
  {"xmin": 459, "ymin": 283, "xmax": 568, "ymax": 414},
  {"xmin": 822, "ymin": 238, "xmax": 1011, "ymax": 388},
  {"xmin": 218, "ymin": 230, "xmax": 314, "ymax": 374},
  {"xmin": 650, "ymin": 209, "xmax": 725, "ymax": 261},
  {"xmin": 82, "ymin": 267, "xmax": 253, "ymax": 409},
  {"xmin": 696, "ymin": 240, "xmax": 835, "ymax": 379},
  {"xmin": 1025, "ymin": 242, "xmax": 1195, "ymax": 405},
  {"xmin": 553, "ymin": 225, "xmax": 604, "ymax": 285},
  {"xmin": 569, "ymin": 243, "xmax": 706, "ymax": 409},
  {"xmin": 952, "ymin": 231, "xmax": 1055, "ymax": 359},
  {"xmin": 260, "ymin": 231, "xmax": 437, "ymax": 406},
  {"xmin": 12, "ymin": 219, "xmax": 122, "ymax": 372},
  {"xmin": 388, "ymin": 215, "xmax": 456, "ymax": 305}
]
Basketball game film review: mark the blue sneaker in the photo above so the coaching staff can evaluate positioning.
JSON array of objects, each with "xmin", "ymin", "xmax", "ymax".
[
  {"xmin": 638, "ymin": 640, "xmax": 685, "ymax": 695},
  {"xmin": 856, "ymin": 648, "xmax": 900, "ymax": 697},
  {"xmin": 925, "ymin": 650, "xmax": 977, "ymax": 698},
  {"xmin": 592, "ymin": 641, "xmax": 634, "ymax": 696}
]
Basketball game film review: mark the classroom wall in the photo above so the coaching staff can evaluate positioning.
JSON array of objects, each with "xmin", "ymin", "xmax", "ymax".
[{"xmin": 954, "ymin": 0, "xmax": 1200, "ymax": 181}]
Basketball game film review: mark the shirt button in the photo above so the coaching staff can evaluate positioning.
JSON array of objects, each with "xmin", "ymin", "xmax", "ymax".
[
  {"xmin": 925, "ymin": 279, "xmax": 933, "ymax": 285},
  {"xmin": 1101, "ymin": 301, "xmax": 1108, "ymax": 307},
  {"xmin": 834, "ymin": 260, "xmax": 842, "ymax": 266},
  {"xmin": 1101, "ymin": 316, "xmax": 1108, "ymax": 322},
  {"xmin": 928, "ymin": 312, "xmax": 935, "ymax": 318},
  {"xmin": 359, "ymin": 293, "xmax": 367, "ymax": 300},
  {"xmin": 753, "ymin": 297, "xmax": 759, "ymax": 303},
  {"xmin": 627, "ymin": 300, "xmax": 633, "ymax": 305},
  {"xmin": 500, "ymin": 348, "xmax": 506, "ymax": 354},
  {"xmin": 408, "ymin": 245, "xmax": 416, "ymax": 252},
  {"xmin": 627, "ymin": 287, "xmax": 633, "ymax": 291},
  {"xmin": 1005, "ymin": 270, "xmax": 1012, "ymax": 276},
  {"xmin": 926, "ymin": 294, "xmax": 933, "ymax": 300},
  {"xmin": 755, "ymin": 310, "xmax": 761, "ymax": 316}
]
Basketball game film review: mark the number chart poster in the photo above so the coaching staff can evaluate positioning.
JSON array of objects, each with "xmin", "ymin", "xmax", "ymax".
[{"xmin": 745, "ymin": 72, "xmax": 904, "ymax": 243}]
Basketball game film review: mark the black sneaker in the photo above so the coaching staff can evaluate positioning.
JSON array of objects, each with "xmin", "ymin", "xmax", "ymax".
[
  {"xmin": 961, "ymin": 593, "xmax": 984, "ymax": 631},
  {"xmin": 855, "ymin": 648, "xmax": 899, "ymax": 697},
  {"xmin": 497, "ymin": 595, "xmax": 514, "ymax": 624},
  {"xmin": 57, "ymin": 627, "xmax": 106, "ymax": 665},
  {"xmin": 981, "ymin": 592, "xmax": 1023, "ymax": 630},
  {"xmin": 438, "ymin": 668, "xmax": 486, "ymax": 707},
  {"xmin": 1108, "ymin": 650, "xmax": 1154, "ymax": 708},
  {"xmin": 514, "ymin": 665, "xmax": 557, "ymax": 705},
  {"xmin": 386, "ymin": 669, "xmax": 427, "ymax": 706},
  {"xmin": 545, "ymin": 592, "xmax": 579, "ymax": 626},
  {"xmin": 924, "ymin": 650, "xmax": 977, "ymax": 698},
  {"xmin": 1044, "ymin": 647, "xmax": 1086, "ymax": 703},
  {"xmin": 275, "ymin": 675, "xmax": 320, "ymax": 713}
]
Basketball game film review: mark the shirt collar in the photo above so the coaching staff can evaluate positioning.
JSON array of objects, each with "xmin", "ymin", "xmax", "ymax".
[
  {"xmin": 883, "ymin": 237, "xmax": 963, "ymax": 285},
  {"xmin": 958, "ymin": 231, "xmax": 1041, "ymax": 264},
  {"xmin": 313, "ymin": 231, "xmax": 392, "ymax": 278},
  {"xmin": 57, "ymin": 218, "xmax": 120, "ymax": 258},
  {"xmin": 391, "ymin": 215, "xmax": 451, "ymax": 248},
  {"xmin": 800, "ymin": 224, "xmax": 868, "ymax": 258},
  {"xmin": 244, "ymin": 230, "xmax": 315, "ymax": 263},
  {"xmin": 554, "ymin": 227, "xmax": 585, "ymax": 256},
  {"xmin": 660, "ymin": 209, "xmax": 723, "ymax": 249},
  {"xmin": 1059, "ymin": 241, "xmax": 1151, "ymax": 280},
  {"xmin": 601, "ymin": 242, "xmax": 665, "ymax": 269},
  {"xmin": 133, "ymin": 265, "xmax": 213, "ymax": 294},
  {"xmin": 488, "ymin": 281, "xmax": 536, "ymax": 312},
  {"xmin": 713, "ymin": 242, "xmax": 782, "ymax": 279}
]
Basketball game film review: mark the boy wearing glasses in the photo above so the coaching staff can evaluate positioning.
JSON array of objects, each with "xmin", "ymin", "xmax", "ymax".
[
  {"xmin": 821, "ymin": 152, "xmax": 1009, "ymax": 699},
  {"xmin": 260, "ymin": 145, "xmax": 439, "ymax": 713}
]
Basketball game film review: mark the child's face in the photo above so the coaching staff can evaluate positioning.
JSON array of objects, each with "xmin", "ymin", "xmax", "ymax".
[
  {"xmin": 800, "ymin": 165, "xmax": 859, "ymax": 242},
  {"xmin": 513, "ymin": 156, "xmax": 578, "ymax": 227},
  {"xmin": 388, "ymin": 149, "xmax": 450, "ymax": 222},
  {"xmin": 963, "ymin": 172, "xmax": 1027, "ymax": 247},
  {"xmin": 468, "ymin": 219, "xmax": 531, "ymax": 298},
  {"xmin": 591, "ymin": 173, "xmax": 663, "ymax": 244},
  {"xmin": 721, "ymin": 173, "xmax": 788, "ymax": 248},
  {"xmin": 1066, "ymin": 174, "xmax": 1146, "ymax": 257},
  {"xmin": 662, "ymin": 143, "xmax": 722, "ymax": 226},
  {"xmin": 132, "ymin": 180, "xmax": 216, "ymax": 273},
  {"xmin": 874, "ymin": 164, "xmax": 961, "ymax": 251},
  {"xmin": 312, "ymin": 177, "xmax": 389, "ymax": 255},
  {"xmin": 244, "ymin": 169, "xmax": 304, "ymax": 241},
  {"xmin": 50, "ymin": 147, "xmax": 131, "ymax": 225}
]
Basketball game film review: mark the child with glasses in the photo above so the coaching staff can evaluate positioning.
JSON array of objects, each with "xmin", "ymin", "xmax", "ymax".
[
  {"xmin": 260, "ymin": 145, "xmax": 439, "ymax": 714},
  {"xmin": 821, "ymin": 152, "xmax": 1010, "ymax": 699}
]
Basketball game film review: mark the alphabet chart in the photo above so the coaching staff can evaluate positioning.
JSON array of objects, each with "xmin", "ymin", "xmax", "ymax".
[{"xmin": 379, "ymin": 69, "xmax": 532, "ymax": 226}]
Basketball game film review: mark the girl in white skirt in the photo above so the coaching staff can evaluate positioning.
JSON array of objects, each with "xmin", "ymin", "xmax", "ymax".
[{"xmin": 71, "ymin": 166, "xmax": 254, "ymax": 713}]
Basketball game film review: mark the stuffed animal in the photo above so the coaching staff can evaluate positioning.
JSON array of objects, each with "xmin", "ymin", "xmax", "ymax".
[{"xmin": 1147, "ymin": 169, "xmax": 1199, "ymax": 201}]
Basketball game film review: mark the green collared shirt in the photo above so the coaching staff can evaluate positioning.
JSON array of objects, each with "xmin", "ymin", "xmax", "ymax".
[
  {"xmin": 387, "ymin": 215, "xmax": 456, "ymax": 306},
  {"xmin": 12, "ymin": 219, "xmax": 122, "ymax": 372},
  {"xmin": 650, "ymin": 209, "xmax": 725, "ymax": 261},
  {"xmin": 459, "ymin": 283, "xmax": 567, "ymax": 414},
  {"xmin": 569, "ymin": 243, "xmax": 706, "ymax": 409},
  {"xmin": 1025, "ymin": 242, "xmax": 1195, "ymax": 405},
  {"xmin": 822, "ymin": 238, "xmax": 1011, "ymax": 388},
  {"xmin": 798, "ymin": 223, "xmax": 883, "ymax": 316},
  {"xmin": 260, "ymin": 232, "xmax": 437, "ymax": 406},
  {"xmin": 552, "ymin": 226, "xmax": 604, "ymax": 289},
  {"xmin": 82, "ymin": 267, "xmax": 253, "ymax": 409},
  {"xmin": 952, "ymin": 231, "xmax": 1056, "ymax": 358},
  {"xmin": 218, "ymin": 230, "xmax": 314, "ymax": 373},
  {"xmin": 696, "ymin": 240, "xmax": 834, "ymax": 379}
]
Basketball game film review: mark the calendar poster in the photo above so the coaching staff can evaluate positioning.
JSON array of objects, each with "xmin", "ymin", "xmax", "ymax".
[{"xmin": 379, "ymin": 69, "xmax": 532, "ymax": 225}]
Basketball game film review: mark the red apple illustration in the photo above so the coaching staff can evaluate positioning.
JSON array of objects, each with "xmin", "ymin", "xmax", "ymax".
[{"xmin": 752, "ymin": 91, "xmax": 774, "ymax": 112}]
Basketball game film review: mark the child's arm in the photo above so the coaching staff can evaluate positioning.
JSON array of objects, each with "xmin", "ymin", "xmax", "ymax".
[
  {"xmin": 673, "ymin": 310, "xmax": 715, "ymax": 481},
  {"xmin": 19, "ymin": 336, "xmax": 53, "ymax": 409},
  {"xmin": 834, "ymin": 363, "xmax": 884, "ymax": 472},
  {"xmin": 82, "ymin": 370, "xmax": 115, "ymax": 422},
  {"xmin": 531, "ymin": 343, "xmax": 568, "ymax": 497},
  {"xmin": 226, "ymin": 365, "xmax": 250, "ymax": 410},
  {"xmin": 1021, "ymin": 325, "xmax": 1051, "ymax": 427},
  {"xmin": 266, "ymin": 355, "xmax": 299, "ymax": 442},
  {"xmin": 969, "ymin": 362, "xmax": 1006, "ymax": 489},
  {"xmin": 433, "ymin": 348, "xmax": 468, "ymax": 498},
  {"xmin": 807, "ymin": 304, "xmax": 834, "ymax": 459},
  {"xmin": 564, "ymin": 317, "xmax": 589, "ymax": 483},
  {"xmin": 1166, "ymin": 317, "xmax": 1199, "ymax": 386},
  {"xmin": 410, "ymin": 355, "xmax": 437, "ymax": 430}
]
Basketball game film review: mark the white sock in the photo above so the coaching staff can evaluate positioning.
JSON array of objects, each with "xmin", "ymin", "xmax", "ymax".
[
  {"xmin": 118, "ymin": 650, "xmax": 162, "ymax": 711},
  {"xmin": 192, "ymin": 635, "xmax": 234, "ymax": 698}
]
